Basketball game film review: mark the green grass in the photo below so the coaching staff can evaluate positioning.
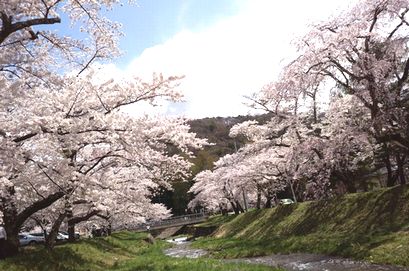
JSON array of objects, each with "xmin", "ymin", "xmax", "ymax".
[
  {"xmin": 193, "ymin": 185, "xmax": 409, "ymax": 267},
  {"xmin": 185, "ymin": 214, "xmax": 239, "ymax": 238},
  {"xmin": 0, "ymin": 231, "xmax": 281, "ymax": 271},
  {"xmin": 196, "ymin": 214, "xmax": 238, "ymax": 227}
]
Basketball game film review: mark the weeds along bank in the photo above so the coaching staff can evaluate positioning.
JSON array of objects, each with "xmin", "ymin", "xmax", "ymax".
[{"xmin": 194, "ymin": 185, "xmax": 409, "ymax": 266}]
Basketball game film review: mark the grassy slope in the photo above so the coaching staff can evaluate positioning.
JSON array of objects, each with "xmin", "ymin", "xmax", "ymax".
[
  {"xmin": 194, "ymin": 214, "xmax": 238, "ymax": 228},
  {"xmin": 0, "ymin": 231, "xmax": 281, "ymax": 271},
  {"xmin": 194, "ymin": 185, "xmax": 409, "ymax": 266}
]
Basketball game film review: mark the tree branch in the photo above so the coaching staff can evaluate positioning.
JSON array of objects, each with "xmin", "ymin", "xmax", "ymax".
[
  {"xmin": 68, "ymin": 209, "xmax": 101, "ymax": 225},
  {"xmin": 16, "ymin": 190, "xmax": 68, "ymax": 229},
  {"xmin": 0, "ymin": 12, "xmax": 61, "ymax": 45}
]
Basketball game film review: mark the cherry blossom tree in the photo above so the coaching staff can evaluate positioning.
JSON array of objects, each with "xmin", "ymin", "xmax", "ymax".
[
  {"xmin": 198, "ymin": 84, "xmax": 368, "ymax": 207},
  {"xmin": 1, "ymin": 69, "xmax": 207, "ymax": 254},
  {"xmin": 190, "ymin": 93, "xmax": 376, "ymax": 209},
  {"xmin": 189, "ymin": 119, "xmax": 292, "ymax": 212},
  {"xmin": 236, "ymin": 0, "xmax": 408, "ymax": 199},
  {"xmin": 189, "ymin": 0, "xmax": 408, "ymax": 214},
  {"xmin": 1, "ymin": 0, "xmax": 210, "ymax": 256},
  {"xmin": 0, "ymin": 0, "xmax": 127, "ymax": 88},
  {"xmin": 289, "ymin": 0, "xmax": 409, "ymax": 185}
]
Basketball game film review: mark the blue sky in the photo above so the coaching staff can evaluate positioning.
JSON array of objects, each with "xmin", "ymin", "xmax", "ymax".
[
  {"xmin": 107, "ymin": 0, "xmax": 243, "ymax": 68},
  {"xmin": 58, "ymin": 0, "xmax": 357, "ymax": 119}
]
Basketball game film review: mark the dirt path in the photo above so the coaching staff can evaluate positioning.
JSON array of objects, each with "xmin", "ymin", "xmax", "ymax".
[{"xmin": 164, "ymin": 237, "xmax": 409, "ymax": 271}]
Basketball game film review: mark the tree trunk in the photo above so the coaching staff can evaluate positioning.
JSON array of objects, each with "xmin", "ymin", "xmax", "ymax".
[
  {"xmin": 0, "ymin": 186, "xmax": 19, "ymax": 257},
  {"xmin": 256, "ymin": 189, "xmax": 261, "ymax": 209},
  {"xmin": 235, "ymin": 201, "xmax": 244, "ymax": 213},
  {"xmin": 2, "ymin": 188, "xmax": 69, "ymax": 257},
  {"xmin": 384, "ymin": 152, "xmax": 396, "ymax": 187},
  {"xmin": 312, "ymin": 92, "xmax": 317, "ymax": 123},
  {"xmin": 242, "ymin": 189, "xmax": 248, "ymax": 212},
  {"xmin": 3, "ymin": 224, "xmax": 19, "ymax": 258},
  {"xmin": 97, "ymin": 213, "xmax": 112, "ymax": 236},
  {"xmin": 66, "ymin": 206, "xmax": 75, "ymax": 242},
  {"xmin": 346, "ymin": 178, "xmax": 358, "ymax": 193},
  {"xmin": 68, "ymin": 209, "xmax": 100, "ymax": 241},
  {"xmin": 30, "ymin": 217, "xmax": 48, "ymax": 241},
  {"xmin": 335, "ymin": 172, "xmax": 357, "ymax": 193},
  {"xmin": 294, "ymin": 98, "xmax": 298, "ymax": 116},
  {"xmin": 1, "ymin": 184, "xmax": 65, "ymax": 257},
  {"xmin": 68, "ymin": 223, "xmax": 75, "ymax": 241},
  {"xmin": 107, "ymin": 222, "xmax": 112, "ymax": 236},
  {"xmin": 396, "ymin": 155, "xmax": 406, "ymax": 185},
  {"xmin": 2, "ymin": 202, "xmax": 19, "ymax": 257},
  {"xmin": 230, "ymin": 201, "xmax": 240, "ymax": 215},
  {"xmin": 273, "ymin": 192, "xmax": 279, "ymax": 206},
  {"xmin": 289, "ymin": 181, "xmax": 297, "ymax": 203},
  {"xmin": 45, "ymin": 212, "xmax": 67, "ymax": 250},
  {"xmin": 4, "ymin": 231, "xmax": 19, "ymax": 258},
  {"xmin": 265, "ymin": 195, "xmax": 272, "ymax": 208},
  {"xmin": 219, "ymin": 203, "xmax": 228, "ymax": 215},
  {"xmin": 0, "ymin": 177, "xmax": 69, "ymax": 258}
]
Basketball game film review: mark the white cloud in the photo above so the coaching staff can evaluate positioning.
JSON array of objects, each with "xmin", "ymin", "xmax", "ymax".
[{"xmin": 121, "ymin": 0, "xmax": 357, "ymax": 118}]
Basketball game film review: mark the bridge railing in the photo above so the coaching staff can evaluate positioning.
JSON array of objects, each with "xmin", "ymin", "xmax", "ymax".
[{"xmin": 133, "ymin": 213, "xmax": 209, "ymax": 231}]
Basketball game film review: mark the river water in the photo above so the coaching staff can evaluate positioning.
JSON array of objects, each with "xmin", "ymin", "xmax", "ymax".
[
  {"xmin": 164, "ymin": 237, "xmax": 208, "ymax": 258},
  {"xmin": 164, "ymin": 237, "xmax": 409, "ymax": 271},
  {"xmin": 228, "ymin": 254, "xmax": 409, "ymax": 271}
]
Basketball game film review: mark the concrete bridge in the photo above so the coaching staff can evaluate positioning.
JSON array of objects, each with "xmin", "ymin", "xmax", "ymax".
[{"xmin": 134, "ymin": 213, "xmax": 209, "ymax": 232}]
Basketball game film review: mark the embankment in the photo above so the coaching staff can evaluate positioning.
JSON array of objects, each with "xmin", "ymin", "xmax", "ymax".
[{"xmin": 194, "ymin": 185, "xmax": 409, "ymax": 266}]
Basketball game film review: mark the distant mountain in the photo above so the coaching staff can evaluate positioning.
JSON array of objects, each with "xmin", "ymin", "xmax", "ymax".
[
  {"xmin": 188, "ymin": 113, "xmax": 272, "ymax": 170},
  {"xmin": 152, "ymin": 113, "xmax": 272, "ymax": 215}
]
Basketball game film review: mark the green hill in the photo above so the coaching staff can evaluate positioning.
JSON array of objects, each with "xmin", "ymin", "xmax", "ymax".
[{"xmin": 194, "ymin": 185, "xmax": 409, "ymax": 267}]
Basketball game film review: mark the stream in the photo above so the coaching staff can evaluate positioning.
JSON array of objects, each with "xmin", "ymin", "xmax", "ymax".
[
  {"xmin": 164, "ymin": 237, "xmax": 208, "ymax": 258},
  {"xmin": 164, "ymin": 237, "xmax": 409, "ymax": 271}
]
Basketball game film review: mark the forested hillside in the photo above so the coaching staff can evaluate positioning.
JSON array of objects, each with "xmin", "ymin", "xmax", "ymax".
[
  {"xmin": 189, "ymin": 114, "xmax": 273, "ymax": 173},
  {"xmin": 152, "ymin": 114, "xmax": 272, "ymax": 215}
]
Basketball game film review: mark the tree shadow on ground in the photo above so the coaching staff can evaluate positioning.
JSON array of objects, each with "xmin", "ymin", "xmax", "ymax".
[{"xmin": 3, "ymin": 246, "xmax": 88, "ymax": 271}]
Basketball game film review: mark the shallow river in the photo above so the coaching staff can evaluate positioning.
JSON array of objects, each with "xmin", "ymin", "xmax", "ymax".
[
  {"xmin": 164, "ymin": 237, "xmax": 208, "ymax": 258},
  {"xmin": 164, "ymin": 237, "xmax": 409, "ymax": 271}
]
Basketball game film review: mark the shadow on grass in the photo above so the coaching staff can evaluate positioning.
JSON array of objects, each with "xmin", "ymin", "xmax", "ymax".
[
  {"xmin": 3, "ymin": 246, "xmax": 88, "ymax": 271},
  {"xmin": 86, "ymin": 233, "xmax": 151, "ymax": 256},
  {"xmin": 110, "ymin": 231, "xmax": 141, "ymax": 240},
  {"xmin": 0, "ymin": 233, "xmax": 151, "ymax": 271}
]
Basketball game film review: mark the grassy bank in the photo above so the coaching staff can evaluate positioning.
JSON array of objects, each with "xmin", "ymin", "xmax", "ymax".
[
  {"xmin": 0, "ymin": 231, "xmax": 281, "ymax": 271},
  {"xmin": 186, "ymin": 214, "xmax": 238, "ymax": 237},
  {"xmin": 194, "ymin": 185, "xmax": 409, "ymax": 266}
]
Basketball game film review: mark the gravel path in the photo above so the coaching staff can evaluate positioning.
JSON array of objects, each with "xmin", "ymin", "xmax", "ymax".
[{"xmin": 164, "ymin": 237, "xmax": 409, "ymax": 271}]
